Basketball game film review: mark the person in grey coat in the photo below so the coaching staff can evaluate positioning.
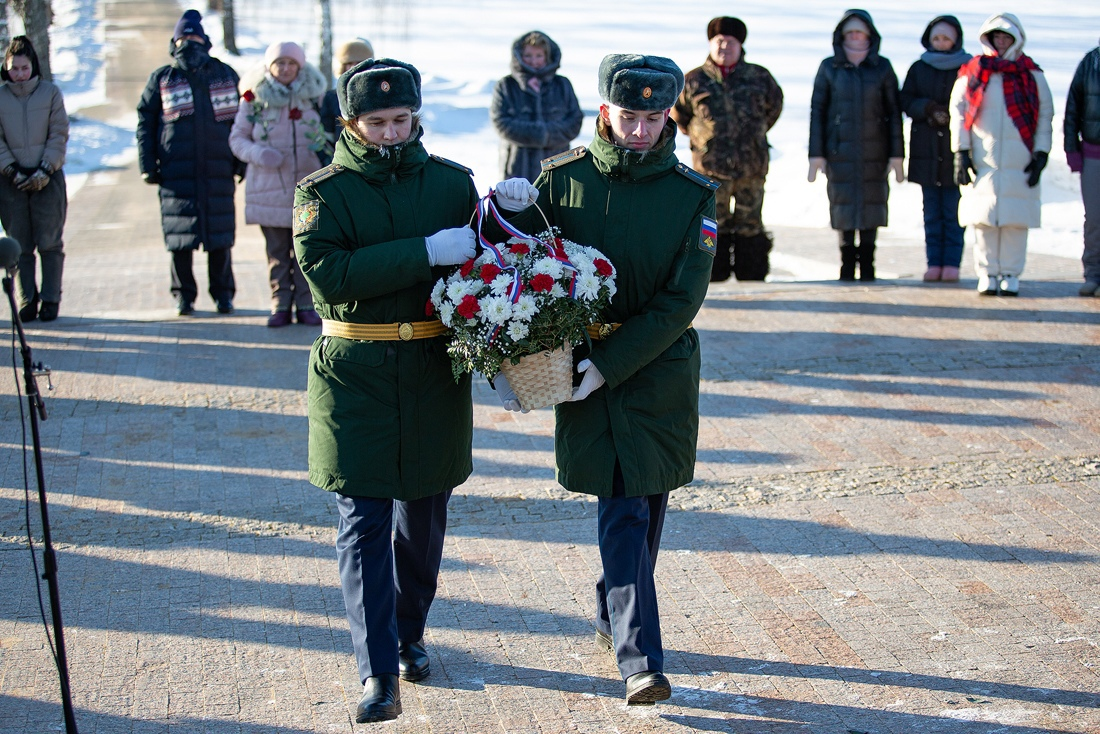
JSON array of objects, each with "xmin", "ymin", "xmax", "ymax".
[
  {"xmin": 490, "ymin": 31, "xmax": 583, "ymax": 183},
  {"xmin": 1065, "ymin": 36, "xmax": 1100, "ymax": 297},
  {"xmin": 0, "ymin": 36, "xmax": 68, "ymax": 322},
  {"xmin": 809, "ymin": 9, "xmax": 905, "ymax": 282}
]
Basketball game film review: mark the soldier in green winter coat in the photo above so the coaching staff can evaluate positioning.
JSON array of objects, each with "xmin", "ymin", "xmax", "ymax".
[
  {"xmin": 292, "ymin": 58, "xmax": 478, "ymax": 724},
  {"xmin": 492, "ymin": 54, "xmax": 718, "ymax": 706}
]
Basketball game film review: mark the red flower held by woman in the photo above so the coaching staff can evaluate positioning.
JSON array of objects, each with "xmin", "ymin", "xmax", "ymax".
[
  {"xmin": 288, "ymin": 107, "xmax": 302, "ymax": 120},
  {"xmin": 529, "ymin": 273, "xmax": 555, "ymax": 293},
  {"xmin": 242, "ymin": 89, "xmax": 255, "ymax": 102},
  {"xmin": 456, "ymin": 294, "xmax": 481, "ymax": 319},
  {"xmin": 594, "ymin": 258, "xmax": 613, "ymax": 277},
  {"xmin": 480, "ymin": 263, "xmax": 502, "ymax": 283}
]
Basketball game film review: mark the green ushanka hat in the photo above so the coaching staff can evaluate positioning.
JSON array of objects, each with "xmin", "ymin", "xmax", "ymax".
[
  {"xmin": 337, "ymin": 58, "xmax": 421, "ymax": 119},
  {"xmin": 597, "ymin": 54, "xmax": 684, "ymax": 111}
]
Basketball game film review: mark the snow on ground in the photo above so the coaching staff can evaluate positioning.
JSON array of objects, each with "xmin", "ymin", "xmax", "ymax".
[{"xmin": 22, "ymin": 1, "xmax": 1100, "ymax": 261}]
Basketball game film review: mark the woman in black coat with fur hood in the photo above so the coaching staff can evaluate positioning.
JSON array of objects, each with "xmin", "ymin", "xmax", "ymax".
[{"xmin": 901, "ymin": 16, "xmax": 971, "ymax": 283}]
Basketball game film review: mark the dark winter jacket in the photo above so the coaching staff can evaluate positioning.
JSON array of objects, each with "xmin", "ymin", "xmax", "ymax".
[
  {"xmin": 490, "ymin": 33, "xmax": 583, "ymax": 182},
  {"xmin": 809, "ymin": 9, "xmax": 904, "ymax": 231},
  {"xmin": 901, "ymin": 16, "xmax": 968, "ymax": 187},
  {"xmin": 136, "ymin": 55, "xmax": 242, "ymax": 251},
  {"xmin": 1065, "ymin": 43, "xmax": 1100, "ymax": 151},
  {"xmin": 672, "ymin": 55, "xmax": 783, "ymax": 182}
]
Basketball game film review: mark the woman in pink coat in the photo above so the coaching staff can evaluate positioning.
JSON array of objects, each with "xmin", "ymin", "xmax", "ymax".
[{"xmin": 230, "ymin": 41, "xmax": 327, "ymax": 326}]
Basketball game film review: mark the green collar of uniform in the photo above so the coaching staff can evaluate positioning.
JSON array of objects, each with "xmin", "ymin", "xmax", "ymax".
[
  {"xmin": 332, "ymin": 124, "xmax": 429, "ymax": 184},
  {"xmin": 588, "ymin": 119, "xmax": 678, "ymax": 182}
]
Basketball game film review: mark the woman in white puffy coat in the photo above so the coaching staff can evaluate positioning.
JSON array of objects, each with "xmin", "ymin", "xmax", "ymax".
[
  {"xmin": 230, "ymin": 41, "xmax": 327, "ymax": 326},
  {"xmin": 949, "ymin": 13, "xmax": 1052, "ymax": 296}
]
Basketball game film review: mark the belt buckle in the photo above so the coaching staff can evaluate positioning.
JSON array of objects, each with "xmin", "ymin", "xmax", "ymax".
[
  {"xmin": 598, "ymin": 323, "xmax": 613, "ymax": 339},
  {"xmin": 398, "ymin": 322, "xmax": 414, "ymax": 341}
]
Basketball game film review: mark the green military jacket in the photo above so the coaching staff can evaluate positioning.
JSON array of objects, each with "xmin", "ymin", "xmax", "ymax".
[
  {"xmin": 512, "ymin": 121, "xmax": 717, "ymax": 497},
  {"xmin": 293, "ymin": 127, "xmax": 478, "ymax": 499}
]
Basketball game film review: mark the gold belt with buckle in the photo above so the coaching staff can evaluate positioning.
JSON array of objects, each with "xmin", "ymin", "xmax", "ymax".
[
  {"xmin": 585, "ymin": 321, "xmax": 695, "ymax": 340},
  {"xmin": 321, "ymin": 319, "xmax": 448, "ymax": 341}
]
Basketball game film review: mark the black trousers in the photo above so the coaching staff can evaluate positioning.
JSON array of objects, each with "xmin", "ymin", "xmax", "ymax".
[
  {"xmin": 594, "ymin": 462, "xmax": 669, "ymax": 679},
  {"xmin": 335, "ymin": 490, "xmax": 451, "ymax": 684},
  {"xmin": 170, "ymin": 247, "xmax": 235, "ymax": 305}
]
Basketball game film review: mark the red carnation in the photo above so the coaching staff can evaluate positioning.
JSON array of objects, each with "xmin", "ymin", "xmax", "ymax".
[
  {"xmin": 508, "ymin": 242, "xmax": 531, "ymax": 256},
  {"xmin": 288, "ymin": 107, "xmax": 302, "ymax": 120},
  {"xmin": 459, "ymin": 258, "xmax": 476, "ymax": 278},
  {"xmin": 552, "ymin": 237, "xmax": 567, "ymax": 259},
  {"xmin": 425, "ymin": 299, "xmax": 434, "ymax": 316},
  {"xmin": 594, "ymin": 258, "xmax": 613, "ymax": 277},
  {"xmin": 456, "ymin": 295, "xmax": 481, "ymax": 319},
  {"xmin": 530, "ymin": 273, "xmax": 555, "ymax": 293},
  {"xmin": 480, "ymin": 263, "xmax": 502, "ymax": 283},
  {"xmin": 242, "ymin": 90, "xmax": 255, "ymax": 102}
]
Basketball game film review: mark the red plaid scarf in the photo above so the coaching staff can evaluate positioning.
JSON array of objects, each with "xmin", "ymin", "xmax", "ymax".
[{"xmin": 960, "ymin": 53, "xmax": 1041, "ymax": 150}]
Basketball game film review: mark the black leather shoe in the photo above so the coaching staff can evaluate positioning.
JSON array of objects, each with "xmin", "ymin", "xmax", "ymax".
[
  {"xmin": 625, "ymin": 671, "xmax": 671, "ymax": 705},
  {"xmin": 356, "ymin": 674, "xmax": 401, "ymax": 723},
  {"xmin": 398, "ymin": 639, "xmax": 430, "ymax": 682},
  {"xmin": 177, "ymin": 298, "xmax": 194, "ymax": 316},
  {"xmin": 18, "ymin": 297, "xmax": 38, "ymax": 323},
  {"xmin": 595, "ymin": 628, "xmax": 613, "ymax": 655},
  {"xmin": 216, "ymin": 298, "xmax": 234, "ymax": 314},
  {"xmin": 39, "ymin": 301, "xmax": 59, "ymax": 322}
]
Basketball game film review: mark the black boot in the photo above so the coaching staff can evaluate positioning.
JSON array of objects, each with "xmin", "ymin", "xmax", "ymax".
[
  {"xmin": 858, "ymin": 228, "xmax": 877, "ymax": 281},
  {"xmin": 733, "ymin": 231, "xmax": 772, "ymax": 281},
  {"xmin": 710, "ymin": 232, "xmax": 733, "ymax": 282},
  {"xmin": 838, "ymin": 231, "xmax": 857, "ymax": 281},
  {"xmin": 356, "ymin": 674, "xmax": 401, "ymax": 723}
]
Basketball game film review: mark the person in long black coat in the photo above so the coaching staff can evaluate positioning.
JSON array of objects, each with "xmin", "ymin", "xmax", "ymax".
[
  {"xmin": 136, "ymin": 9, "xmax": 243, "ymax": 315},
  {"xmin": 808, "ymin": 9, "xmax": 904, "ymax": 281},
  {"xmin": 901, "ymin": 16, "xmax": 971, "ymax": 283}
]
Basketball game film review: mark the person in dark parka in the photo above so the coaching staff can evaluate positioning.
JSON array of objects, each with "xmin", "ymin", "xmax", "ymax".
[
  {"xmin": 490, "ymin": 31, "xmax": 584, "ymax": 183},
  {"xmin": 809, "ymin": 9, "xmax": 905, "ymax": 281},
  {"xmin": 1065, "ymin": 36, "xmax": 1100, "ymax": 296},
  {"xmin": 136, "ymin": 9, "xmax": 243, "ymax": 315},
  {"xmin": 901, "ymin": 16, "xmax": 971, "ymax": 283}
]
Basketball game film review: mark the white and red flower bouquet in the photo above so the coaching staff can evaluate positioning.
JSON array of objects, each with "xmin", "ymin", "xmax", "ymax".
[{"xmin": 429, "ymin": 194, "xmax": 617, "ymax": 409}]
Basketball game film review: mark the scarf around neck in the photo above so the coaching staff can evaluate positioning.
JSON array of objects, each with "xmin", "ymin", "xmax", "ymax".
[
  {"xmin": 920, "ymin": 48, "xmax": 971, "ymax": 71},
  {"xmin": 960, "ymin": 53, "xmax": 1041, "ymax": 150}
]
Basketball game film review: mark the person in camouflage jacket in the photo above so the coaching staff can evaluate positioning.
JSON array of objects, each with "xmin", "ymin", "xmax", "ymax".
[{"xmin": 672, "ymin": 16, "xmax": 783, "ymax": 282}]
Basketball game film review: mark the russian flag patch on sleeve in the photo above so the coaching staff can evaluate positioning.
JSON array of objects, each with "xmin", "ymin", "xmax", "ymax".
[{"xmin": 698, "ymin": 217, "xmax": 718, "ymax": 255}]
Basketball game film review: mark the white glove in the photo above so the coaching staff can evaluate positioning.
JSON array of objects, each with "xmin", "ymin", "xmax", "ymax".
[
  {"xmin": 568, "ymin": 359, "xmax": 605, "ymax": 402},
  {"xmin": 807, "ymin": 157, "xmax": 826, "ymax": 183},
  {"xmin": 425, "ymin": 226, "xmax": 477, "ymax": 266},
  {"xmin": 257, "ymin": 147, "xmax": 284, "ymax": 168},
  {"xmin": 492, "ymin": 372, "xmax": 528, "ymax": 413},
  {"xmin": 889, "ymin": 157, "xmax": 905, "ymax": 183},
  {"xmin": 494, "ymin": 178, "xmax": 538, "ymax": 212}
]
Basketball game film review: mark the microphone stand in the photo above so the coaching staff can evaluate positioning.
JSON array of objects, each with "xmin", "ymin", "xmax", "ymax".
[{"xmin": 3, "ymin": 273, "xmax": 78, "ymax": 734}]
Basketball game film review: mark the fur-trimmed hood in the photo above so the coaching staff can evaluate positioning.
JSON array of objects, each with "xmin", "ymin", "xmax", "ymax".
[
  {"xmin": 239, "ymin": 61, "xmax": 327, "ymax": 107},
  {"xmin": 831, "ymin": 9, "xmax": 882, "ymax": 65},
  {"xmin": 509, "ymin": 31, "xmax": 562, "ymax": 86}
]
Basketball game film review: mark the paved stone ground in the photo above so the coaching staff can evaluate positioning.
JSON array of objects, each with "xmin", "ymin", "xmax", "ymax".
[{"xmin": 1, "ymin": 1, "xmax": 1099, "ymax": 732}]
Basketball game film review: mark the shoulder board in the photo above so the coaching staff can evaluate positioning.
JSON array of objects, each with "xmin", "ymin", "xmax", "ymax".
[
  {"xmin": 675, "ymin": 163, "xmax": 721, "ymax": 191},
  {"xmin": 298, "ymin": 163, "xmax": 346, "ymax": 189},
  {"xmin": 429, "ymin": 154, "xmax": 474, "ymax": 176},
  {"xmin": 541, "ymin": 146, "xmax": 587, "ymax": 172}
]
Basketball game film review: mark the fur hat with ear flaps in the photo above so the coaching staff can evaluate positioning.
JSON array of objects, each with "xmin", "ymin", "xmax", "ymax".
[
  {"xmin": 598, "ymin": 54, "xmax": 684, "ymax": 112},
  {"xmin": 337, "ymin": 58, "xmax": 421, "ymax": 119}
]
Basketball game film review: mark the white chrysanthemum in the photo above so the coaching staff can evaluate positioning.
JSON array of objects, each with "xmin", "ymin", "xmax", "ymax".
[
  {"xmin": 576, "ymin": 272, "xmax": 601, "ymax": 301},
  {"xmin": 479, "ymin": 295, "xmax": 513, "ymax": 325},
  {"xmin": 430, "ymin": 279, "xmax": 446, "ymax": 307},
  {"xmin": 550, "ymin": 282, "xmax": 567, "ymax": 299},
  {"xmin": 439, "ymin": 302, "xmax": 455, "ymax": 327},
  {"xmin": 506, "ymin": 321, "xmax": 530, "ymax": 341},
  {"xmin": 512, "ymin": 294, "xmax": 537, "ymax": 321},
  {"xmin": 532, "ymin": 257, "xmax": 564, "ymax": 279},
  {"xmin": 606, "ymin": 279, "xmax": 617, "ymax": 299},
  {"xmin": 489, "ymin": 272, "xmax": 513, "ymax": 296}
]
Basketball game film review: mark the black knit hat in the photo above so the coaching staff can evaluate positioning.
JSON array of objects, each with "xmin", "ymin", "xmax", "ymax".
[
  {"xmin": 173, "ymin": 9, "xmax": 209, "ymax": 44},
  {"xmin": 337, "ymin": 58, "xmax": 421, "ymax": 119},
  {"xmin": 598, "ymin": 54, "xmax": 684, "ymax": 111},
  {"xmin": 707, "ymin": 17, "xmax": 747, "ymax": 44}
]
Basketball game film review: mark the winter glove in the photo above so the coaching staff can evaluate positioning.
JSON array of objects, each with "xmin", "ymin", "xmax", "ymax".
[
  {"xmin": 3, "ymin": 164, "xmax": 19, "ymax": 182},
  {"xmin": 926, "ymin": 102, "xmax": 950, "ymax": 127},
  {"xmin": 256, "ymin": 147, "xmax": 284, "ymax": 169},
  {"xmin": 888, "ymin": 157, "xmax": 905, "ymax": 183},
  {"xmin": 8, "ymin": 168, "xmax": 29, "ymax": 189},
  {"xmin": 142, "ymin": 171, "xmax": 161, "ymax": 185},
  {"xmin": 491, "ymin": 372, "xmax": 528, "ymax": 413},
  {"xmin": 807, "ymin": 157, "xmax": 826, "ymax": 183},
  {"xmin": 954, "ymin": 150, "xmax": 975, "ymax": 186},
  {"xmin": 1067, "ymin": 150, "xmax": 1083, "ymax": 174},
  {"xmin": 568, "ymin": 359, "xmax": 606, "ymax": 402},
  {"xmin": 1024, "ymin": 151, "xmax": 1048, "ymax": 188},
  {"xmin": 18, "ymin": 169, "xmax": 50, "ymax": 192},
  {"xmin": 494, "ymin": 178, "xmax": 538, "ymax": 212},
  {"xmin": 425, "ymin": 226, "xmax": 477, "ymax": 267}
]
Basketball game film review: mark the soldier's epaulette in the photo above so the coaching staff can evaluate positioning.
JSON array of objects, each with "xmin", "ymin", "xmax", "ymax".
[
  {"xmin": 674, "ymin": 163, "xmax": 720, "ymax": 191},
  {"xmin": 430, "ymin": 154, "xmax": 474, "ymax": 177},
  {"xmin": 298, "ymin": 163, "xmax": 346, "ymax": 189},
  {"xmin": 541, "ymin": 146, "xmax": 587, "ymax": 172}
]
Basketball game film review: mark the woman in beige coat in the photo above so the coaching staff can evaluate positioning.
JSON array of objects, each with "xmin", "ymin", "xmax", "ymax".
[{"xmin": 950, "ymin": 13, "xmax": 1052, "ymax": 296}]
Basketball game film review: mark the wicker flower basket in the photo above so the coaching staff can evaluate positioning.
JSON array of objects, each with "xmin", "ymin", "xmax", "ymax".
[{"xmin": 499, "ymin": 342, "xmax": 573, "ymax": 411}]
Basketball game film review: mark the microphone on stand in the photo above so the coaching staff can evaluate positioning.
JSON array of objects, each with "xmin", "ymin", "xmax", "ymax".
[{"xmin": 0, "ymin": 235, "xmax": 20, "ymax": 274}]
